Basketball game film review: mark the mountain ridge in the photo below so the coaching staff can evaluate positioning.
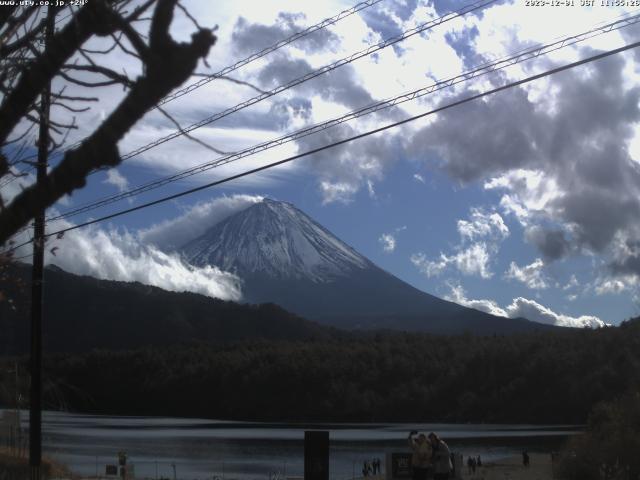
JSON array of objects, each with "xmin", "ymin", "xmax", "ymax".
[
  {"xmin": 0, "ymin": 262, "xmax": 338, "ymax": 355},
  {"xmin": 179, "ymin": 198, "xmax": 557, "ymax": 334},
  {"xmin": 182, "ymin": 198, "xmax": 370, "ymax": 282}
]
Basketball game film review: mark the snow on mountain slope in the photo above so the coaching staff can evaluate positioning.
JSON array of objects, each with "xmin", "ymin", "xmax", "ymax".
[
  {"xmin": 179, "ymin": 198, "xmax": 556, "ymax": 334},
  {"xmin": 181, "ymin": 199, "xmax": 370, "ymax": 282}
]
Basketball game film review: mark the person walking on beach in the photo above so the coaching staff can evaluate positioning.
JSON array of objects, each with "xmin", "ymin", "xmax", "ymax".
[
  {"xmin": 408, "ymin": 431, "xmax": 432, "ymax": 480},
  {"xmin": 363, "ymin": 461, "xmax": 371, "ymax": 477},
  {"xmin": 428, "ymin": 433, "xmax": 452, "ymax": 480},
  {"xmin": 522, "ymin": 451, "xmax": 530, "ymax": 467},
  {"xmin": 373, "ymin": 458, "xmax": 380, "ymax": 475}
]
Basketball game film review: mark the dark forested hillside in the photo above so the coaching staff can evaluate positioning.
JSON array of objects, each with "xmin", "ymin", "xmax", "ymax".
[
  {"xmin": 4, "ymin": 318, "xmax": 637, "ymax": 424},
  {"xmin": 0, "ymin": 263, "xmax": 336, "ymax": 355}
]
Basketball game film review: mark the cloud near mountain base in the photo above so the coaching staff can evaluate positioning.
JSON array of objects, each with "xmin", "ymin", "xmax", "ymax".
[
  {"xmin": 11, "ymin": 219, "xmax": 243, "ymax": 302},
  {"xmin": 445, "ymin": 284, "xmax": 606, "ymax": 328}
]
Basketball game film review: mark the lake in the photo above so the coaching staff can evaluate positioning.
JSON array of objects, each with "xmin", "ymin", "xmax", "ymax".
[{"xmin": 6, "ymin": 410, "xmax": 580, "ymax": 480}]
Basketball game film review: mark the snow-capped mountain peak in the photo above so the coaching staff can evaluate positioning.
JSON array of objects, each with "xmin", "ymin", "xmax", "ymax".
[{"xmin": 181, "ymin": 198, "xmax": 370, "ymax": 282}]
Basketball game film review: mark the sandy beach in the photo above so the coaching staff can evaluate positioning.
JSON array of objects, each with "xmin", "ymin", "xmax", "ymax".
[{"xmin": 462, "ymin": 453, "xmax": 553, "ymax": 480}]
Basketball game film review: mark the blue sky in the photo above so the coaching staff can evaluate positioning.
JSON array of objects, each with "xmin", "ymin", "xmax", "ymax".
[{"xmin": 4, "ymin": 0, "xmax": 640, "ymax": 326}]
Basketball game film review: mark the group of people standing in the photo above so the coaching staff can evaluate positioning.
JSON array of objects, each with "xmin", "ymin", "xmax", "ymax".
[
  {"xmin": 466, "ymin": 455, "xmax": 482, "ymax": 474},
  {"xmin": 408, "ymin": 431, "xmax": 452, "ymax": 480},
  {"xmin": 362, "ymin": 458, "xmax": 382, "ymax": 477}
]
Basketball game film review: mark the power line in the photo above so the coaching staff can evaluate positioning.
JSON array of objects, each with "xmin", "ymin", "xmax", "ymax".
[
  {"xmin": 2, "ymin": 0, "xmax": 494, "ymax": 196},
  {"xmin": 0, "ymin": 7, "xmax": 99, "ymax": 190},
  {"xmin": 115, "ymin": 0, "xmax": 497, "ymax": 164},
  {"xmin": 9, "ymin": 252, "xmax": 34, "ymax": 262},
  {"xmin": 157, "ymin": 0, "xmax": 387, "ymax": 107},
  {"xmin": 6, "ymin": 38, "xmax": 639, "ymax": 255},
  {"xmin": 46, "ymin": 11, "xmax": 640, "ymax": 224},
  {"xmin": 3, "ymin": 0, "xmax": 388, "ymax": 176},
  {"xmin": 3, "ymin": 0, "xmax": 493, "ymax": 191}
]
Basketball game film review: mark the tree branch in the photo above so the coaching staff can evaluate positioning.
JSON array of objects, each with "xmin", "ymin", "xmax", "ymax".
[
  {"xmin": 0, "ymin": 1, "xmax": 121, "ymax": 158},
  {"xmin": 0, "ymin": 0, "xmax": 216, "ymax": 245}
]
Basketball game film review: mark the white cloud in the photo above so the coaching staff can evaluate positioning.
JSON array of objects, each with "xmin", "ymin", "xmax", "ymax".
[
  {"xmin": 594, "ymin": 277, "xmax": 634, "ymax": 295},
  {"xmin": 505, "ymin": 258, "xmax": 548, "ymax": 290},
  {"xmin": 367, "ymin": 180, "xmax": 376, "ymax": 199},
  {"xmin": 411, "ymin": 252, "xmax": 447, "ymax": 278},
  {"xmin": 444, "ymin": 283, "xmax": 508, "ymax": 317},
  {"xmin": 379, "ymin": 233, "xmax": 396, "ymax": 253},
  {"xmin": 563, "ymin": 274, "xmax": 579, "ymax": 290},
  {"xmin": 0, "ymin": 167, "xmax": 35, "ymax": 208},
  {"xmin": 505, "ymin": 297, "xmax": 606, "ymax": 328},
  {"xmin": 139, "ymin": 194, "xmax": 263, "ymax": 252},
  {"xmin": 445, "ymin": 284, "xmax": 606, "ymax": 328},
  {"xmin": 485, "ymin": 170, "xmax": 562, "ymax": 228},
  {"xmin": 8, "ymin": 195, "xmax": 255, "ymax": 301},
  {"xmin": 411, "ymin": 242, "xmax": 493, "ymax": 279},
  {"xmin": 319, "ymin": 180, "xmax": 359, "ymax": 204},
  {"xmin": 457, "ymin": 208, "xmax": 509, "ymax": 242},
  {"xmin": 453, "ymin": 243, "xmax": 493, "ymax": 278},
  {"xmin": 103, "ymin": 169, "xmax": 129, "ymax": 192},
  {"xmin": 412, "ymin": 208, "xmax": 507, "ymax": 279},
  {"xmin": 379, "ymin": 226, "xmax": 406, "ymax": 253},
  {"xmin": 11, "ymin": 221, "xmax": 243, "ymax": 301}
]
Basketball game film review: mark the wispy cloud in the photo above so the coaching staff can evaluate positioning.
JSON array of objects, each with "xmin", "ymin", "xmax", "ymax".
[
  {"xmin": 445, "ymin": 283, "xmax": 606, "ymax": 328},
  {"xmin": 379, "ymin": 233, "xmax": 396, "ymax": 253},
  {"xmin": 12, "ymin": 220, "xmax": 243, "ymax": 301},
  {"xmin": 378, "ymin": 226, "xmax": 406, "ymax": 253},
  {"xmin": 411, "ymin": 242, "xmax": 493, "ymax": 279},
  {"xmin": 139, "ymin": 194, "xmax": 263, "ymax": 252},
  {"xmin": 103, "ymin": 169, "xmax": 129, "ymax": 193},
  {"xmin": 505, "ymin": 258, "xmax": 548, "ymax": 290},
  {"xmin": 412, "ymin": 208, "xmax": 507, "ymax": 279}
]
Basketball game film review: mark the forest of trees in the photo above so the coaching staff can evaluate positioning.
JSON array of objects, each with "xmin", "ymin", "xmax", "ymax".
[
  {"xmin": 1, "ymin": 317, "xmax": 638, "ymax": 424},
  {"xmin": 0, "ymin": 263, "xmax": 340, "ymax": 355}
]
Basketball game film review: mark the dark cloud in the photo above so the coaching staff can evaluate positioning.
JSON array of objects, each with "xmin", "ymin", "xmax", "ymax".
[
  {"xmin": 257, "ymin": 55, "xmax": 310, "ymax": 86},
  {"xmin": 231, "ymin": 13, "xmax": 339, "ymax": 56},
  {"xmin": 293, "ymin": 122, "xmax": 403, "ymax": 201},
  {"xmin": 609, "ymin": 240, "xmax": 640, "ymax": 276},
  {"xmin": 268, "ymin": 97, "xmax": 313, "ymax": 130},
  {"xmin": 432, "ymin": 0, "xmax": 511, "ymax": 18},
  {"xmin": 157, "ymin": 103, "xmax": 301, "ymax": 133},
  {"xmin": 257, "ymin": 54, "xmax": 377, "ymax": 110},
  {"xmin": 525, "ymin": 226, "xmax": 571, "ymax": 261},
  {"xmin": 359, "ymin": 0, "xmax": 420, "ymax": 47},
  {"xmin": 619, "ymin": 21, "xmax": 640, "ymax": 63},
  {"xmin": 360, "ymin": 7, "xmax": 406, "ymax": 55},
  {"xmin": 444, "ymin": 25, "xmax": 481, "ymax": 69},
  {"xmin": 542, "ymin": 52, "xmax": 640, "ymax": 253},
  {"xmin": 409, "ymin": 86, "xmax": 545, "ymax": 182},
  {"xmin": 409, "ymin": 46, "xmax": 640, "ymax": 260}
]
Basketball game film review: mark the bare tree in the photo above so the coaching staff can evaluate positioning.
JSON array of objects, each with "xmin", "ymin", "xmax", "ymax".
[{"xmin": 0, "ymin": 0, "xmax": 217, "ymax": 246}]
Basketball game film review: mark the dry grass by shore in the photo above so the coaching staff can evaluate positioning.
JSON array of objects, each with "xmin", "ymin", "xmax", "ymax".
[{"xmin": 0, "ymin": 447, "xmax": 73, "ymax": 479}]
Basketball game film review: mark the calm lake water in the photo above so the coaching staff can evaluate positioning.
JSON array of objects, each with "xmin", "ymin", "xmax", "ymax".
[{"xmin": 7, "ymin": 410, "xmax": 580, "ymax": 480}]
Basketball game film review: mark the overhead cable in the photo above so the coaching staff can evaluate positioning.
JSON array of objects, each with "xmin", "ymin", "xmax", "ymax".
[
  {"xmin": 47, "ymin": 11, "xmax": 640, "ymax": 223},
  {"xmin": 5, "ymin": 37, "xmax": 638, "ymax": 255}
]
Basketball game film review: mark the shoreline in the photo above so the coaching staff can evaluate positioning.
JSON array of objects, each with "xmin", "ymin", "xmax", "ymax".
[{"xmin": 464, "ymin": 453, "xmax": 553, "ymax": 480}]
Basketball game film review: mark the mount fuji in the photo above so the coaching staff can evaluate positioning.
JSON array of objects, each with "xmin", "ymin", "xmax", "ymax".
[{"xmin": 181, "ymin": 199, "xmax": 552, "ymax": 334}]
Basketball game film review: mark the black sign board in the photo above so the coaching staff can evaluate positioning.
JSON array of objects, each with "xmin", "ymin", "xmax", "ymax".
[
  {"xmin": 105, "ymin": 465, "xmax": 118, "ymax": 476},
  {"xmin": 304, "ymin": 430, "xmax": 329, "ymax": 480},
  {"xmin": 390, "ymin": 453, "xmax": 412, "ymax": 479}
]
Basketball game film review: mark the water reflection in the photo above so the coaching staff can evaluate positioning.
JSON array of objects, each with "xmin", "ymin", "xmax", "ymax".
[{"xmin": 6, "ymin": 410, "xmax": 580, "ymax": 480}]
